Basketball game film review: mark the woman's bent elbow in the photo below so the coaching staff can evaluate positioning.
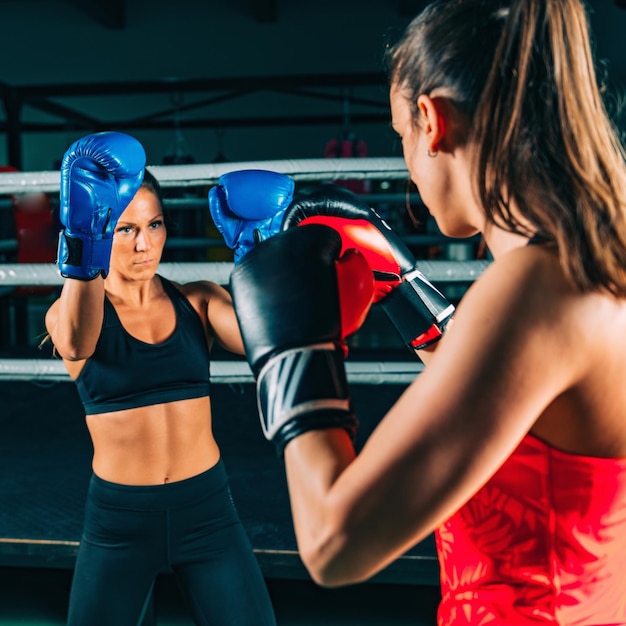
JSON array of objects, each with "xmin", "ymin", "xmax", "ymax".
[
  {"xmin": 299, "ymin": 542, "xmax": 373, "ymax": 589},
  {"xmin": 53, "ymin": 341, "xmax": 94, "ymax": 362}
]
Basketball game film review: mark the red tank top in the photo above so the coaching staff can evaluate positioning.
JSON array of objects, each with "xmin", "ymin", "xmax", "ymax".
[{"xmin": 435, "ymin": 433, "xmax": 626, "ymax": 625}]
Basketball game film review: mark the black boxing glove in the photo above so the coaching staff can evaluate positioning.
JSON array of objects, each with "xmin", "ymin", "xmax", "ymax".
[
  {"xmin": 230, "ymin": 224, "xmax": 374, "ymax": 454},
  {"xmin": 282, "ymin": 184, "xmax": 454, "ymax": 353}
]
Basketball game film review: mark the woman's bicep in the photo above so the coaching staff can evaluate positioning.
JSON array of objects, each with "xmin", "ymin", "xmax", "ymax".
[
  {"xmin": 206, "ymin": 284, "xmax": 245, "ymax": 355},
  {"xmin": 319, "ymin": 261, "xmax": 570, "ymax": 579},
  {"xmin": 45, "ymin": 280, "xmax": 104, "ymax": 360}
]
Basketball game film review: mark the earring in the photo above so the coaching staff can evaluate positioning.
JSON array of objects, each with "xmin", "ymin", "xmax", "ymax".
[{"xmin": 427, "ymin": 148, "xmax": 438, "ymax": 157}]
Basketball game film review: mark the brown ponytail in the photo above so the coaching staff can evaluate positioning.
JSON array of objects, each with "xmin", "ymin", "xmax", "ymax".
[
  {"xmin": 474, "ymin": 0, "xmax": 626, "ymax": 294},
  {"xmin": 386, "ymin": 0, "xmax": 626, "ymax": 294}
]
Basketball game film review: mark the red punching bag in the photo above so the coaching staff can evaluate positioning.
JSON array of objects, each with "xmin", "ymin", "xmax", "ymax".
[
  {"xmin": 1, "ymin": 166, "xmax": 58, "ymax": 295},
  {"xmin": 323, "ymin": 131, "xmax": 372, "ymax": 195}
]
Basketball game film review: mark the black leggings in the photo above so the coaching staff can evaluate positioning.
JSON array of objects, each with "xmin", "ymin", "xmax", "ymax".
[{"xmin": 67, "ymin": 459, "xmax": 276, "ymax": 626}]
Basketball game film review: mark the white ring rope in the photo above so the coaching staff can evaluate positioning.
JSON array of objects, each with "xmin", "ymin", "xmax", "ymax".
[
  {"xmin": 0, "ymin": 359, "xmax": 423, "ymax": 384},
  {"xmin": 0, "ymin": 157, "xmax": 409, "ymax": 195},
  {"xmin": 0, "ymin": 261, "xmax": 489, "ymax": 287}
]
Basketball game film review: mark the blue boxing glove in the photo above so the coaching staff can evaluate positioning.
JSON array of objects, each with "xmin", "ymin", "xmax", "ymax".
[
  {"xmin": 57, "ymin": 131, "xmax": 146, "ymax": 280},
  {"xmin": 208, "ymin": 169, "xmax": 294, "ymax": 263}
]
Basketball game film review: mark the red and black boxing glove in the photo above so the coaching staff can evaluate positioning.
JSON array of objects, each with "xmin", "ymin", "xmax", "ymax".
[
  {"xmin": 282, "ymin": 184, "xmax": 454, "ymax": 354},
  {"xmin": 230, "ymin": 224, "xmax": 374, "ymax": 455}
]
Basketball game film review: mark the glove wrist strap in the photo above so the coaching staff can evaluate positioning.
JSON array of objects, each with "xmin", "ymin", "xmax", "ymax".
[
  {"xmin": 57, "ymin": 231, "xmax": 113, "ymax": 280},
  {"xmin": 256, "ymin": 342, "xmax": 357, "ymax": 455},
  {"xmin": 379, "ymin": 271, "xmax": 455, "ymax": 352}
]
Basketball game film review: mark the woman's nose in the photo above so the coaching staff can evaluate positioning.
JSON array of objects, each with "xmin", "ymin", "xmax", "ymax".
[{"xmin": 135, "ymin": 230, "xmax": 151, "ymax": 251}]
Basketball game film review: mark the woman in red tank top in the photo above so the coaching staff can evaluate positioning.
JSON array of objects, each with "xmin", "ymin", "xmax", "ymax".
[{"xmin": 235, "ymin": 1, "xmax": 626, "ymax": 623}]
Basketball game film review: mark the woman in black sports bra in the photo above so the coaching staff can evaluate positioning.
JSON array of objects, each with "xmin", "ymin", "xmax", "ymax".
[{"xmin": 45, "ymin": 153, "xmax": 276, "ymax": 626}]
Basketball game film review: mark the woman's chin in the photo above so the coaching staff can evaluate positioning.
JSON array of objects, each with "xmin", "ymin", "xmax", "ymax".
[{"xmin": 432, "ymin": 220, "xmax": 479, "ymax": 240}]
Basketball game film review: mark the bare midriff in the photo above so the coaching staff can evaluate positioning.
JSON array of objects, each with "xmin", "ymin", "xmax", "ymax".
[{"xmin": 86, "ymin": 396, "xmax": 220, "ymax": 485}]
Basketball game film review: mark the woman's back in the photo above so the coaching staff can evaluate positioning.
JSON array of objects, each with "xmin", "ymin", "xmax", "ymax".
[
  {"xmin": 434, "ymin": 243, "xmax": 626, "ymax": 624},
  {"xmin": 436, "ymin": 432, "xmax": 626, "ymax": 625}
]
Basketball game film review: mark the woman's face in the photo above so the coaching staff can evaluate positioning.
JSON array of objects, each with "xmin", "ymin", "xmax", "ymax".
[
  {"xmin": 109, "ymin": 186, "xmax": 166, "ymax": 279},
  {"xmin": 390, "ymin": 85, "xmax": 441, "ymax": 211},
  {"xmin": 390, "ymin": 85, "xmax": 481, "ymax": 238}
]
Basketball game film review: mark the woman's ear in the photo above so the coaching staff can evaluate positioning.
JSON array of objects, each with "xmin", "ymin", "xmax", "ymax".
[{"xmin": 417, "ymin": 94, "xmax": 446, "ymax": 154}]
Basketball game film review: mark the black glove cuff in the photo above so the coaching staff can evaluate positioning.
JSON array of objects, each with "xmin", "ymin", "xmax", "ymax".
[
  {"xmin": 379, "ymin": 273, "xmax": 455, "ymax": 352},
  {"xmin": 57, "ymin": 231, "xmax": 103, "ymax": 281},
  {"xmin": 256, "ymin": 343, "xmax": 357, "ymax": 456},
  {"xmin": 60, "ymin": 231, "xmax": 84, "ymax": 268},
  {"xmin": 274, "ymin": 410, "xmax": 358, "ymax": 456}
]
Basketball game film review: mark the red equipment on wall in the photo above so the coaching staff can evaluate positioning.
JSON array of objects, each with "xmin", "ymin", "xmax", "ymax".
[
  {"xmin": 1, "ymin": 166, "xmax": 57, "ymax": 296},
  {"xmin": 323, "ymin": 132, "xmax": 372, "ymax": 196}
]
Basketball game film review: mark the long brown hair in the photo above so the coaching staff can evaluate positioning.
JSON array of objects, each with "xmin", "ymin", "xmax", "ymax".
[{"xmin": 386, "ymin": 0, "xmax": 626, "ymax": 295}]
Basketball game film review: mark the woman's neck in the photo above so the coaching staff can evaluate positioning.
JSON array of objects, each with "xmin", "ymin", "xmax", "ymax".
[{"xmin": 482, "ymin": 223, "xmax": 531, "ymax": 259}]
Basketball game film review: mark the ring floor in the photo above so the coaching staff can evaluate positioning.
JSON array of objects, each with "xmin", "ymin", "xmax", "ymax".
[
  {"xmin": 0, "ymin": 347, "xmax": 441, "ymax": 624},
  {"xmin": 0, "ymin": 567, "xmax": 441, "ymax": 625}
]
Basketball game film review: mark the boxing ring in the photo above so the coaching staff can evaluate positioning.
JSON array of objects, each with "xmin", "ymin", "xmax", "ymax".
[{"xmin": 0, "ymin": 158, "xmax": 489, "ymax": 586}]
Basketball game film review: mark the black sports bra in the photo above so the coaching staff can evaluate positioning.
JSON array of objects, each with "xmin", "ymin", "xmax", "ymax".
[{"xmin": 75, "ymin": 276, "xmax": 211, "ymax": 415}]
